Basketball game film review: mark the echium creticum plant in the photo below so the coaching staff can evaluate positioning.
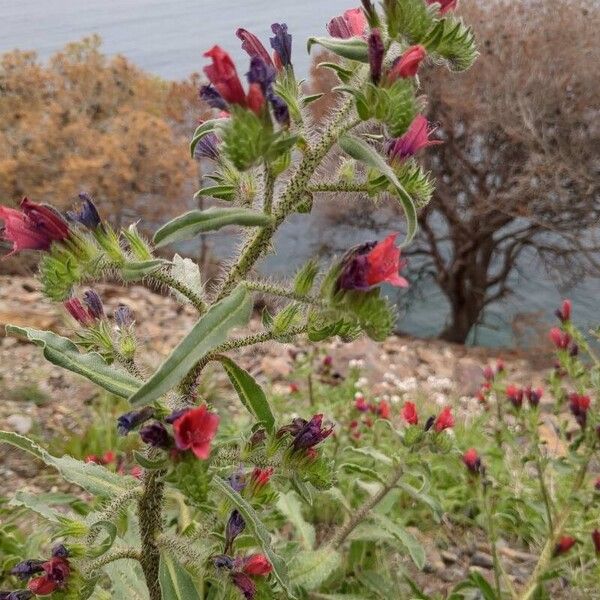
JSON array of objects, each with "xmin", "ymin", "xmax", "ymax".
[{"xmin": 0, "ymin": 1, "xmax": 477, "ymax": 599}]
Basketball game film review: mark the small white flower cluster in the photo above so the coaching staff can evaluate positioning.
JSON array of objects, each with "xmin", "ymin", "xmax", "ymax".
[
  {"xmin": 348, "ymin": 358, "xmax": 365, "ymax": 369},
  {"xmin": 426, "ymin": 375, "xmax": 454, "ymax": 392}
]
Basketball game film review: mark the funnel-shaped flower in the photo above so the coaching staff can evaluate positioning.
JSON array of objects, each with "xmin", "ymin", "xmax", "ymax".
[
  {"xmin": 203, "ymin": 46, "xmax": 247, "ymax": 106},
  {"xmin": 386, "ymin": 115, "xmax": 441, "ymax": 163},
  {"xmin": 236, "ymin": 28, "xmax": 273, "ymax": 67},
  {"xmin": 327, "ymin": 8, "xmax": 367, "ymax": 38},
  {"xmin": 426, "ymin": 0, "xmax": 458, "ymax": 15},
  {"xmin": 172, "ymin": 405, "xmax": 219, "ymax": 459},
  {"xmin": 66, "ymin": 193, "xmax": 102, "ymax": 230},
  {"xmin": 291, "ymin": 414, "xmax": 334, "ymax": 451},
  {"xmin": 402, "ymin": 401, "xmax": 419, "ymax": 425},
  {"xmin": 270, "ymin": 23, "xmax": 292, "ymax": 69},
  {"xmin": 387, "ymin": 45, "xmax": 427, "ymax": 81},
  {"xmin": 434, "ymin": 406, "xmax": 454, "ymax": 432}
]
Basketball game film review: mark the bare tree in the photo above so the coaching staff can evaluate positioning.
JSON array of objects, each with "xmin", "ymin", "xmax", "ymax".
[{"xmin": 407, "ymin": 0, "xmax": 600, "ymax": 342}]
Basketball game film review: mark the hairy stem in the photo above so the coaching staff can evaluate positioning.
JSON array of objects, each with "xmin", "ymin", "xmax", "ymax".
[
  {"xmin": 215, "ymin": 96, "xmax": 356, "ymax": 300},
  {"xmin": 138, "ymin": 471, "xmax": 165, "ymax": 600},
  {"xmin": 327, "ymin": 463, "xmax": 403, "ymax": 549},
  {"xmin": 151, "ymin": 269, "xmax": 206, "ymax": 313},
  {"xmin": 244, "ymin": 280, "xmax": 326, "ymax": 307},
  {"xmin": 81, "ymin": 547, "xmax": 141, "ymax": 577},
  {"xmin": 308, "ymin": 182, "xmax": 370, "ymax": 193},
  {"xmin": 263, "ymin": 165, "xmax": 276, "ymax": 215}
]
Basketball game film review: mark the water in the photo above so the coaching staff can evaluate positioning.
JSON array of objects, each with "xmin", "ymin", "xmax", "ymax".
[{"xmin": 1, "ymin": 0, "xmax": 597, "ymax": 346}]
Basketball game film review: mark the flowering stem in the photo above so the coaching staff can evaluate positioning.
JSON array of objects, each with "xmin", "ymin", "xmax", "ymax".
[
  {"xmin": 138, "ymin": 470, "xmax": 165, "ymax": 600},
  {"xmin": 535, "ymin": 458, "xmax": 554, "ymax": 535},
  {"xmin": 150, "ymin": 269, "xmax": 207, "ymax": 313},
  {"xmin": 244, "ymin": 280, "xmax": 326, "ymax": 307},
  {"xmin": 308, "ymin": 182, "xmax": 370, "ymax": 193},
  {"xmin": 80, "ymin": 547, "xmax": 141, "ymax": 577},
  {"xmin": 327, "ymin": 463, "xmax": 404, "ymax": 549}
]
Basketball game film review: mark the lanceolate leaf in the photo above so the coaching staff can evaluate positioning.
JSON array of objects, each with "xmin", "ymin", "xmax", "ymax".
[
  {"xmin": 5, "ymin": 326, "xmax": 142, "ymax": 399},
  {"xmin": 153, "ymin": 208, "xmax": 273, "ymax": 247},
  {"xmin": 217, "ymin": 356, "xmax": 275, "ymax": 433},
  {"xmin": 338, "ymin": 135, "xmax": 418, "ymax": 244},
  {"xmin": 158, "ymin": 552, "xmax": 201, "ymax": 600},
  {"xmin": 307, "ymin": 37, "xmax": 369, "ymax": 62},
  {"xmin": 128, "ymin": 285, "xmax": 252, "ymax": 406},
  {"xmin": 371, "ymin": 513, "xmax": 426, "ymax": 570},
  {"xmin": 289, "ymin": 547, "xmax": 341, "ymax": 591},
  {"xmin": 212, "ymin": 477, "xmax": 295, "ymax": 599},
  {"xmin": 121, "ymin": 259, "xmax": 166, "ymax": 282},
  {"xmin": 276, "ymin": 492, "xmax": 316, "ymax": 550},
  {"xmin": 0, "ymin": 431, "xmax": 137, "ymax": 497},
  {"xmin": 106, "ymin": 560, "xmax": 149, "ymax": 600}
]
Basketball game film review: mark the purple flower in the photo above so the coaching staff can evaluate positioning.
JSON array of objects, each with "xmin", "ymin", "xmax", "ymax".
[
  {"xmin": 225, "ymin": 510, "xmax": 246, "ymax": 552},
  {"xmin": 114, "ymin": 304, "xmax": 134, "ymax": 327},
  {"xmin": 139, "ymin": 422, "xmax": 173, "ymax": 449},
  {"xmin": 117, "ymin": 406, "xmax": 155, "ymax": 435},
  {"xmin": 51, "ymin": 545, "xmax": 69, "ymax": 559},
  {"xmin": 228, "ymin": 468, "xmax": 247, "ymax": 492},
  {"xmin": 368, "ymin": 29, "xmax": 385, "ymax": 85},
  {"xmin": 246, "ymin": 56, "xmax": 276, "ymax": 93},
  {"xmin": 270, "ymin": 23, "xmax": 292, "ymax": 69},
  {"xmin": 213, "ymin": 554, "xmax": 234, "ymax": 570},
  {"xmin": 83, "ymin": 289, "xmax": 104, "ymax": 320},
  {"xmin": 193, "ymin": 132, "xmax": 220, "ymax": 161},
  {"xmin": 165, "ymin": 408, "xmax": 191, "ymax": 424},
  {"xmin": 66, "ymin": 193, "xmax": 102, "ymax": 229},
  {"xmin": 199, "ymin": 84, "xmax": 228, "ymax": 111},
  {"xmin": 2, "ymin": 593, "xmax": 34, "ymax": 600},
  {"xmin": 267, "ymin": 90, "xmax": 290, "ymax": 126},
  {"xmin": 10, "ymin": 560, "xmax": 44, "ymax": 580},
  {"xmin": 231, "ymin": 572, "xmax": 256, "ymax": 600},
  {"xmin": 236, "ymin": 28, "xmax": 273, "ymax": 67},
  {"xmin": 291, "ymin": 414, "xmax": 334, "ymax": 451}
]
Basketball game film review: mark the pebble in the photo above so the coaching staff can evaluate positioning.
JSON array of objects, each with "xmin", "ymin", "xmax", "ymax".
[
  {"xmin": 471, "ymin": 551, "xmax": 494, "ymax": 569},
  {"xmin": 6, "ymin": 414, "xmax": 33, "ymax": 434}
]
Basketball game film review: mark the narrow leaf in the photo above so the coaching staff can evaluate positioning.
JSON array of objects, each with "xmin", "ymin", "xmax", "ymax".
[
  {"xmin": 153, "ymin": 208, "xmax": 273, "ymax": 247},
  {"xmin": 338, "ymin": 134, "xmax": 418, "ymax": 243},
  {"xmin": 372, "ymin": 514, "xmax": 425, "ymax": 570},
  {"xmin": 159, "ymin": 552, "xmax": 201, "ymax": 600},
  {"xmin": 121, "ymin": 259, "xmax": 166, "ymax": 282},
  {"xmin": 276, "ymin": 492, "xmax": 316, "ymax": 550},
  {"xmin": 0, "ymin": 431, "xmax": 137, "ymax": 496},
  {"xmin": 189, "ymin": 118, "xmax": 223, "ymax": 157},
  {"xmin": 128, "ymin": 285, "xmax": 252, "ymax": 406},
  {"xmin": 307, "ymin": 37, "xmax": 369, "ymax": 62},
  {"xmin": 217, "ymin": 356, "xmax": 275, "ymax": 433},
  {"xmin": 5, "ymin": 326, "xmax": 142, "ymax": 399},
  {"xmin": 212, "ymin": 477, "xmax": 295, "ymax": 599},
  {"xmin": 289, "ymin": 548, "xmax": 341, "ymax": 591}
]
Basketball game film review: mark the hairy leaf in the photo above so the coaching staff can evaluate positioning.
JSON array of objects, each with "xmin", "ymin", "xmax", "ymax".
[
  {"xmin": 5, "ymin": 326, "xmax": 142, "ymax": 398},
  {"xmin": 289, "ymin": 547, "xmax": 341, "ymax": 591},
  {"xmin": 159, "ymin": 552, "xmax": 201, "ymax": 600},
  {"xmin": 307, "ymin": 37, "xmax": 369, "ymax": 62},
  {"xmin": 276, "ymin": 492, "xmax": 316, "ymax": 549},
  {"xmin": 189, "ymin": 118, "xmax": 224, "ymax": 158}
]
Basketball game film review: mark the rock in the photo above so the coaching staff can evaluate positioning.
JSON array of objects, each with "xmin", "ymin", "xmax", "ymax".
[
  {"xmin": 441, "ymin": 550, "xmax": 460, "ymax": 564},
  {"xmin": 454, "ymin": 358, "xmax": 484, "ymax": 396},
  {"xmin": 6, "ymin": 414, "xmax": 33, "ymax": 434},
  {"xmin": 471, "ymin": 551, "xmax": 494, "ymax": 569},
  {"xmin": 259, "ymin": 356, "xmax": 292, "ymax": 379}
]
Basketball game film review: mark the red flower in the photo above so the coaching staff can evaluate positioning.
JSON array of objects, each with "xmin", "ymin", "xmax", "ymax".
[
  {"xmin": 28, "ymin": 575, "xmax": 58, "ymax": 595},
  {"xmin": 245, "ymin": 82, "xmax": 265, "ymax": 114},
  {"xmin": 506, "ymin": 384, "xmax": 524, "ymax": 409},
  {"xmin": 595, "ymin": 477, "xmax": 600, "ymax": 491},
  {"xmin": 426, "ymin": 0, "xmax": 458, "ymax": 15},
  {"xmin": 378, "ymin": 399, "xmax": 391, "ymax": 419},
  {"xmin": 250, "ymin": 467, "xmax": 274, "ymax": 488},
  {"xmin": 434, "ymin": 407, "xmax": 454, "ymax": 432},
  {"xmin": 42, "ymin": 557, "xmax": 70, "ymax": 584},
  {"xmin": 387, "ymin": 116, "xmax": 441, "ymax": 163},
  {"xmin": 327, "ymin": 8, "xmax": 367, "ymax": 39},
  {"xmin": 569, "ymin": 393, "xmax": 591, "ymax": 428},
  {"xmin": 64, "ymin": 298, "xmax": 95, "ymax": 327},
  {"xmin": 338, "ymin": 233, "xmax": 408, "ymax": 291},
  {"xmin": 203, "ymin": 45, "xmax": 247, "ymax": 106},
  {"xmin": 525, "ymin": 387, "xmax": 543, "ymax": 408},
  {"xmin": 592, "ymin": 530, "xmax": 600, "ymax": 554},
  {"xmin": 236, "ymin": 28, "xmax": 274, "ymax": 67},
  {"xmin": 549, "ymin": 327, "xmax": 571, "ymax": 350},
  {"xmin": 0, "ymin": 198, "xmax": 70, "ymax": 254},
  {"xmin": 555, "ymin": 299, "xmax": 572, "ymax": 323},
  {"xmin": 354, "ymin": 394, "xmax": 369, "ymax": 412},
  {"xmin": 387, "ymin": 45, "xmax": 427, "ymax": 81},
  {"xmin": 172, "ymin": 405, "xmax": 220, "ymax": 459},
  {"xmin": 130, "ymin": 466, "xmax": 143, "ymax": 479},
  {"xmin": 289, "ymin": 382, "xmax": 300, "ymax": 394},
  {"xmin": 553, "ymin": 535, "xmax": 577, "ymax": 556},
  {"xmin": 349, "ymin": 419, "xmax": 359, "ymax": 429},
  {"xmin": 402, "ymin": 401, "xmax": 419, "ymax": 425},
  {"xmin": 102, "ymin": 451, "xmax": 116, "ymax": 464},
  {"xmin": 242, "ymin": 553, "xmax": 272, "ymax": 576},
  {"xmin": 462, "ymin": 448, "xmax": 481, "ymax": 474}
]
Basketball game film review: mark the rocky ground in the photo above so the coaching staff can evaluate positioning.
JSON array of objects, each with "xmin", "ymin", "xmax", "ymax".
[{"xmin": 0, "ymin": 274, "xmax": 560, "ymax": 594}]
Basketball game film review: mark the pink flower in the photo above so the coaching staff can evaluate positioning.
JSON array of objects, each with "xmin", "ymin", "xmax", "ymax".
[
  {"xmin": 592, "ymin": 530, "xmax": 600, "ymax": 554},
  {"xmin": 506, "ymin": 384, "xmax": 524, "ymax": 409},
  {"xmin": 549, "ymin": 327, "xmax": 571, "ymax": 349},
  {"xmin": 64, "ymin": 298, "xmax": 95, "ymax": 327},
  {"xmin": 378, "ymin": 399, "xmax": 391, "ymax": 419},
  {"xmin": 426, "ymin": 0, "xmax": 459, "ymax": 15},
  {"xmin": 462, "ymin": 448, "xmax": 481, "ymax": 474},
  {"xmin": 434, "ymin": 407, "xmax": 454, "ymax": 432},
  {"xmin": 387, "ymin": 45, "xmax": 427, "ymax": 81},
  {"xmin": 355, "ymin": 394, "xmax": 369, "ymax": 412},
  {"xmin": 553, "ymin": 535, "xmax": 577, "ymax": 556},
  {"xmin": 172, "ymin": 405, "xmax": 220, "ymax": 459},
  {"xmin": 402, "ymin": 401, "xmax": 419, "ymax": 425},
  {"xmin": 250, "ymin": 467, "xmax": 274, "ymax": 488},
  {"xmin": 203, "ymin": 45, "xmax": 247, "ymax": 106},
  {"xmin": 387, "ymin": 115, "xmax": 441, "ymax": 163},
  {"xmin": 338, "ymin": 233, "xmax": 408, "ymax": 291},
  {"xmin": 555, "ymin": 299, "xmax": 572, "ymax": 323},
  {"xmin": 28, "ymin": 575, "xmax": 58, "ymax": 595},
  {"xmin": 0, "ymin": 197, "xmax": 70, "ymax": 254},
  {"xmin": 326, "ymin": 8, "xmax": 367, "ymax": 39},
  {"xmin": 242, "ymin": 553, "xmax": 272, "ymax": 576},
  {"xmin": 236, "ymin": 28, "xmax": 274, "ymax": 67}
]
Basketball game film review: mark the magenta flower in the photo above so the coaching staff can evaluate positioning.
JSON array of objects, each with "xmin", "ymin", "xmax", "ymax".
[
  {"xmin": 368, "ymin": 29, "xmax": 385, "ymax": 84},
  {"xmin": 327, "ymin": 7, "xmax": 367, "ymax": 39},
  {"xmin": 386, "ymin": 45, "xmax": 427, "ymax": 81},
  {"xmin": 386, "ymin": 115, "xmax": 441, "ymax": 163},
  {"xmin": 236, "ymin": 28, "xmax": 274, "ymax": 67},
  {"xmin": 0, "ymin": 198, "xmax": 70, "ymax": 254},
  {"xmin": 64, "ymin": 298, "xmax": 95, "ymax": 327},
  {"xmin": 338, "ymin": 233, "xmax": 408, "ymax": 291},
  {"xmin": 426, "ymin": 0, "xmax": 459, "ymax": 15},
  {"xmin": 172, "ymin": 404, "xmax": 220, "ymax": 459}
]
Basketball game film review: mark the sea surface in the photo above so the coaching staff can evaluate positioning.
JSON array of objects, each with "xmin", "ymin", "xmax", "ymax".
[{"xmin": 0, "ymin": 0, "xmax": 597, "ymax": 346}]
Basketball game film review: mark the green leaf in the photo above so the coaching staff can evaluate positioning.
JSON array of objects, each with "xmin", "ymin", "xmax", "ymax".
[
  {"xmin": 5, "ymin": 326, "xmax": 142, "ymax": 399},
  {"xmin": 340, "ymin": 463, "xmax": 386, "ymax": 484},
  {"xmin": 424, "ymin": 17, "xmax": 478, "ymax": 71},
  {"xmin": 293, "ymin": 259, "xmax": 319, "ymax": 296},
  {"xmin": 301, "ymin": 93, "xmax": 324, "ymax": 106},
  {"xmin": 212, "ymin": 477, "xmax": 295, "ymax": 599},
  {"xmin": 133, "ymin": 450, "xmax": 168, "ymax": 470},
  {"xmin": 276, "ymin": 492, "xmax": 316, "ymax": 550},
  {"xmin": 128, "ymin": 285, "xmax": 252, "ymax": 406},
  {"xmin": 397, "ymin": 480, "xmax": 443, "ymax": 521},
  {"xmin": 338, "ymin": 135, "xmax": 417, "ymax": 244},
  {"xmin": 289, "ymin": 547, "xmax": 341, "ymax": 591},
  {"xmin": 154, "ymin": 208, "xmax": 273, "ymax": 247},
  {"xmin": 189, "ymin": 118, "xmax": 223, "ymax": 158},
  {"xmin": 344, "ymin": 446, "xmax": 393, "ymax": 465},
  {"xmin": 217, "ymin": 356, "xmax": 275, "ymax": 433},
  {"xmin": 193, "ymin": 184, "xmax": 236, "ymax": 201},
  {"xmin": 159, "ymin": 552, "xmax": 201, "ymax": 600},
  {"xmin": 371, "ymin": 514, "xmax": 425, "ymax": 569},
  {"xmin": 0, "ymin": 431, "xmax": 138, "ymax": 497},
  {"xmin": 87, "ymin": 520, "xmax": 118, "ymax": 558},
  {"xmin": 106, "ymin": 559, "xmax": 149, "ymax": 600},
  {"xmin": 9, "ymin": 491, "xmax": 63, "ymax": 523},
  {"xmin": 307, "ymin": 37, "xmax": 369, "ymax": 62},
  {"xmin": 121, "ymin": 259, "xmax": 166, "ymax": 282},
  {"xmin": 317, "ymin": 62, "xmax": 354, "ymax": 83}
]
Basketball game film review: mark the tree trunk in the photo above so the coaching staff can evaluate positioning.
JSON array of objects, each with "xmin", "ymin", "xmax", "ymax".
[{"xmin": 439, "ymin": 300, "xmax": 481, "ymax": 343}]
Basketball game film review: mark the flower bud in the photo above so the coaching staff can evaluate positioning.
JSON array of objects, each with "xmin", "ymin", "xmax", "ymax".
[
  {"xmin": 506, "ymin": 385, "xmax": 524, "ymax": 409},
  {"xmin": 11, "ymin": 560, "xmax": 44, "ymax": 580},
  {"xmin": 569, "ymin": 393, "xmax": 591, "ymax": 428},
  {"xmin": 386, "ymin": 45, "xmax": 426, "ymax": 81},
  {"xmin": 114, "ymin": 304, "xmax": 134, "ymax": 328},
  {"xmin": 555, "ymin": 299, "xmax": 572, "ymax": 323},
  {"xmin": 231, "ymin": 572, "xmax": 256, "ymax": 600},
  {"xmin": 213, "ymin": 554, "xmax": 234, "ymax": 570},
  {"xmin": 434, "ymin": 407, "xmax": 454, "ymax": 432},
  {"xmin": 549, "ymin": 327, "xmax": 571, "ymax": 350},
  {"xmin": 66, "ymin": 193, "xmax": 102, "ymax": 230},
  {"xmin": 270, "ymin": 23, "xmax": 292, "ymax": 69},
  {"xmin": 368, "ymin": 29, "xmax": 385, "ymax": 85},
  {"xmin": 242, "ymin": 553, "xmax": 272, "ymax": 576},
  {"xmin": 225, "ymin": 510, "xmax": 246, "ymax": 551},
  {"xmin": 462, "ymin": 448, "xmax": 482, "ymax": 474},
  {"xmin": 291, "ymin": 414, "xmax": 334, "ymax": 451},
  {"xmin": 553, "ymin": 535, "xmax": 577, "ymax": 556},
  {"xmin": 82, "ymin": 289, "xmax": 104, "ymax": 320},
  {"xmin": 140, "ymin": 422, "xmax": 173, "ymax": 450},
  {"xmin": 402, "ymin": 401, "xmax": 419, "ymax": 425},
  {"xmin": 117, "ymin": 406, "xmax": 155, "ymax": 436},
  {"xmin": 592, "ymin": 530, "xmax": 600, "ymax": 555}
]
